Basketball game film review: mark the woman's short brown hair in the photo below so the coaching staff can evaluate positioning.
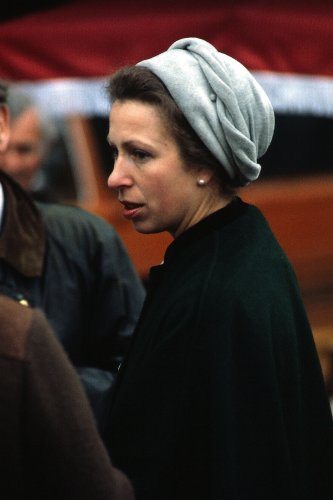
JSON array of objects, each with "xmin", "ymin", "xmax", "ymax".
[{"xmin": 106, "ymin": 66, "xmax": 235, "ymax": 193}]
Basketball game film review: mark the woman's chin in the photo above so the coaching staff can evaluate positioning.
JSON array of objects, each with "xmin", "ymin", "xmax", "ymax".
[{"xmin": 132, "ymin": 220, "xmax": 166, "ymax": 235}]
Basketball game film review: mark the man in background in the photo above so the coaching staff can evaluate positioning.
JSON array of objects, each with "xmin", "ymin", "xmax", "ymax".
[
  {"xmin": 0, "ymin": 81, "xmax": 146, "ymax": 435},
  {"xmin": 0, "ymin": 86, "xmax": 59, "ymax": 199},
  {"xmin": 0, "ymin": 78, "xmax": 135, "ymax": 500}
]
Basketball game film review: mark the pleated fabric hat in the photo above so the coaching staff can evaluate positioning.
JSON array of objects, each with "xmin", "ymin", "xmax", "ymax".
[{"xmin": 138, "ymin": 37, "xmax": 275, "ymax": 186}]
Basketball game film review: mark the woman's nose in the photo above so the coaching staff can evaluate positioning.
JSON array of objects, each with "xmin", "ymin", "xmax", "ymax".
[
  {"xmin": 107, "ymin": 168, "xmax": 116, "ymax": 189},
  {"xmin": 107, "ymin": 167, "xmax": 120, "ymax": 190},
  {"xmin": 107, "ymin": 157, "xmax": 132, "ymax": 190}
]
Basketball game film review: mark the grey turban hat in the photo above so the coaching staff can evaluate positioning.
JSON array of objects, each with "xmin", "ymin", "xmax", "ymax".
[{"xmin": 137, "ymin": 37, "xmax": 275, "ymax": 186}]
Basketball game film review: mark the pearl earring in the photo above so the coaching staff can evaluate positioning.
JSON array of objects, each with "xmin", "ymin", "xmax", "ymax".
[{"xmin": 197, "ymin": 179, "xmax": 206, "ymax": 186}]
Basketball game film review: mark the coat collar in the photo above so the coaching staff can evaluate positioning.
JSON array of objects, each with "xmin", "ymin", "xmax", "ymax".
[
  {"xmin": 163, "ymin": 196, "xmax": 246, "ymax": 266},
  {"xmin": 0, "ymin": 172, "xmax": 46, "ymax": 277},
  {"xmin": 147, "ymin": 197, "xmax": 247, "ymax": 293}
]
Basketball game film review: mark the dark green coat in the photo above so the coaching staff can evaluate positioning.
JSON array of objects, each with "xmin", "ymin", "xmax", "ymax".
[{"xmin": 106, "ymin": 198, "xmax": 333, "ymax": 500}]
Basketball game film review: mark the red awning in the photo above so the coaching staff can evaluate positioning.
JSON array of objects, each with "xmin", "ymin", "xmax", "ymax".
[{"xmin": 1, "ymin": 0, "xmax": 333, "ymax": 116}]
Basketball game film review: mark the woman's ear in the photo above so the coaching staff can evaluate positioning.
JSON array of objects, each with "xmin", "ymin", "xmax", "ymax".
[
  {"xmin": 0, "ymin": 105, "xmax": 10, "ymax": 153},
  {"xmin": 195, "ymin": 166, "xmax": 215, "ymax": 185}
]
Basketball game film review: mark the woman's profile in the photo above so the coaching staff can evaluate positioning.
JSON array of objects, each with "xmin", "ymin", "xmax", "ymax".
[{"xmin": 104, "ymin": 38, "xmax": 333, "ymax": 500}]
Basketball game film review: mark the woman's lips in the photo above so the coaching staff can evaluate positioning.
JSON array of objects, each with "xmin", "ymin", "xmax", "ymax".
[{"xmin": 121, "ymin": 201, "xmax": 144, "ymax": 219}]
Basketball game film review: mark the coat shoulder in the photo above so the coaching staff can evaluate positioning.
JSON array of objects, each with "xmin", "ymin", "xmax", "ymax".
[{"xmin": 0, "ymin": 296, "xmax": 33, "ymax": 360}]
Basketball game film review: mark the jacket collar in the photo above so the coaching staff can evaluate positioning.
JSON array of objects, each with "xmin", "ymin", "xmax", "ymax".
[
  {"xmin": 147, "ymin": 197, "xmax": 247, "ymax": 293},
  {"xmin": 163, "ymin": 196, "xmax": 246, "ymax": 266},
  {"xmin": 0, "ymin": 172, "xmax": 46, "ymax": 277}
]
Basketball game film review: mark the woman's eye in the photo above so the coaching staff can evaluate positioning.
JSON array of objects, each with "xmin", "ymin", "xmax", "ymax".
[{"xmin": 132, "ymin": 149, "xmax": 150, "ymax": 161}]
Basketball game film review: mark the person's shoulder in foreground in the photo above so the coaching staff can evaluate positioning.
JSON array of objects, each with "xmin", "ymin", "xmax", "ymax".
[{"xmin": 0, "ymin": 294, "xmax": 135, "ymax": 500}]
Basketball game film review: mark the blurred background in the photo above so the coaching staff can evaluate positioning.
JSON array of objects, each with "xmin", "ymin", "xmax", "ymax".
[{"xmin": 0, "ymin": 0, "xmax": 332, "ymax": 398}]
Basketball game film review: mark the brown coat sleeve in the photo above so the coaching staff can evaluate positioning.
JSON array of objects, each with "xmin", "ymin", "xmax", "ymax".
[{"xmin": 0, "ymin": 297, "xmax": 134, "ymax": 500}]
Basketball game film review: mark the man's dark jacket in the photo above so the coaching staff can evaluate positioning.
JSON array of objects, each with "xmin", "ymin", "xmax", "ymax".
[{"xmin": 0, "ymin": 171, "xmax": 145, "ymax": 431}]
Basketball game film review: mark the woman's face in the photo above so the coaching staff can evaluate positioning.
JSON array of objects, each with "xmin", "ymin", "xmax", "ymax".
[{"xmin": 107, "ymin": 100, "xmax": 207, "ymax": 237}]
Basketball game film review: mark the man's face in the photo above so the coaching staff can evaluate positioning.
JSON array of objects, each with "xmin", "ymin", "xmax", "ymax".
[{"xmin": 0, "ymin": 106, "xmax": 43, "ymax": 189}]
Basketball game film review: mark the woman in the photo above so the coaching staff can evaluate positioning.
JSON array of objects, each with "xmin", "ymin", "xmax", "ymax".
[{"xmin": 105, "ymin": 38, "xmax": 333, "ymax": 500}]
